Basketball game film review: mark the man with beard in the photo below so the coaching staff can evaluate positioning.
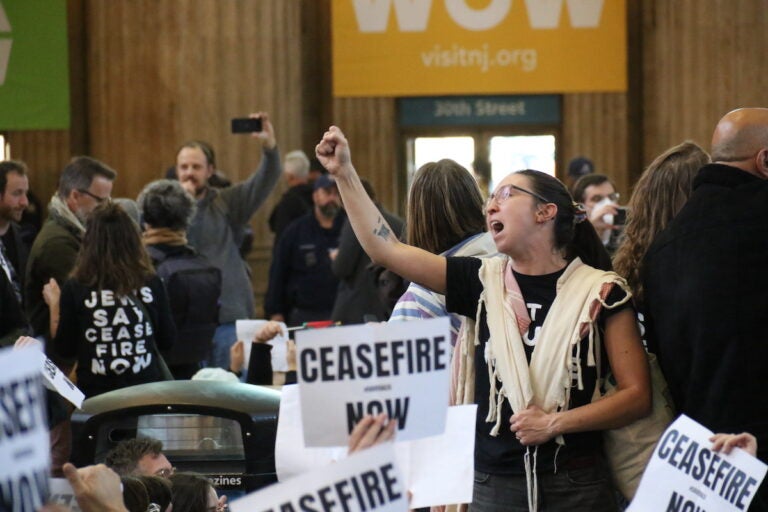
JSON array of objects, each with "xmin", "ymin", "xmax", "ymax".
[
  {"xmin": 175, "ymin": 112, "xmax": 281, "ymax": 368},
  {"xmin": 0, "ymin": 161, "xmax": 30, "ymax": 305},
  {"xmin": 25, "ymin": 156, "xmax": 116, "ymax": 341},
  {"xmin": 264, "ymin": 174, "xmax": 345, "ymax": 326},
  {"xmin": 0, "ymin": 160, "xmax": 31, "ymax": 345}
]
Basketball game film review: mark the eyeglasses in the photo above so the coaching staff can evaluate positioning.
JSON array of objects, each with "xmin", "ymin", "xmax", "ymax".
[
  {"xmin": 154, "ymin": 466, "xmax": 176, "ymax": 478},
  {"xmin": 588, "ymin": 192, "xmax": 620, "ymax": 204},
  {"xmin": 486, "ymin": 184, "xmax": 550, "ymax": 209},
  {"xmin": 77, "ymin": 188, "xmax": 110, "ymax": 203}
]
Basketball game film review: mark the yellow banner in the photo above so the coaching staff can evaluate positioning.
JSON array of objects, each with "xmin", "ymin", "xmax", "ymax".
[{"xmin": 332, "ymin": 0, "xmax": 626, "ymax": 97}]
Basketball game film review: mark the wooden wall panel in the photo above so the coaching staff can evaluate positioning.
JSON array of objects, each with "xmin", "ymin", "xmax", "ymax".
[
  {"xmin": 332, "ymin": 98, "xmax": 401, "ymax": 212},
  {"xmin": 561, "ymin": 93, "xmax": 631, "ymax": 196},
  {"xmin": 641, "ymin": 0, "xmax": 768, "ymax": 166},
  {"xmin": 7, "ymin": 131, "xmax": 71, "ymax": 205},
  {"xmin": 85, "ymin": 0, "xmax": 314, "ymax": 313}
]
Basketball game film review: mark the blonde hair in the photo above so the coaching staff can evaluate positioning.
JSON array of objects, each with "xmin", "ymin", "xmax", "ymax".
[{"xmin": 613, "ymin": 141, "xmax": 710, "ymax": 303}]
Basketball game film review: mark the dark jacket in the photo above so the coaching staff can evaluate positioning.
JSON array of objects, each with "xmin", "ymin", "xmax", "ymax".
[
  {"xmin": 268, "ymin": 183, "xmax": 314, "ymax": 239},
  {"xmin": 2, "ymin": 222, "xmax": 29, "ymax": 294},
  {"xmin": 331, "ymin": 204, "xmax": 404, "ymax": 324},
  {"xmin": 642, "ymin": 163, "xmax": 768, "ymax": 461},
  {"xmin": 264, "ymin": 211, "xmax": 345, "ymax": 321},
  {"xmin": 147, "ymin": 243, "xmax": 222, "ymax": 366},
  {"xmin": 0, "ymin": 267, "xmax": 27, "ymax": 346},
  {"xmin": 25, "ymin": 212, "xmax": 82, "ymax": 340}
]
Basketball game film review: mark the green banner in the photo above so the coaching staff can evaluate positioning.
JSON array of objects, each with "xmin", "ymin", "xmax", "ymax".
[{"xmin": 0, "ymin": 0, "xmax": 69, "ymax": 130}]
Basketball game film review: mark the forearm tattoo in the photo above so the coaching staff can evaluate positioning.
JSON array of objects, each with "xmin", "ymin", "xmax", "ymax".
[{"xmin": 373, "ymin": 217, "xmax": 392, "ymax": 241}]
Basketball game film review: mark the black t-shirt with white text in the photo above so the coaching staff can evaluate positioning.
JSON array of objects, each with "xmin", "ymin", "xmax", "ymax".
[
  {"xmin": 53, "ymin": 275, "xmax": 176, "ymax": 398},
  {"xmin": 446, "ymin": 256, "xmax": 631, "ymax": 475}
]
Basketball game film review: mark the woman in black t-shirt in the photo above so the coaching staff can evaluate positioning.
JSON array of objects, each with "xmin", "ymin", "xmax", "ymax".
[
  {"xmin": 48, "ymin": 202, "xmax": 176, "ymax": 398},
  {"xmin": 316, "ymin": 127, "xmax": 651, "ymax": 512}
]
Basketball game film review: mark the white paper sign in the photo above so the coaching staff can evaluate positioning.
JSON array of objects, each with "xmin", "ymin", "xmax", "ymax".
[
  {"xmin": 231, "ymin": 443, "xmax": 408, "ymax": 512},
  {"xmin": 275, "ymin": 385, "xmax": 476, "ymax": 508},
  {"xmin": 236, "ymin": 319, "xmax": 289, "ymax": 373},
  {"xmin": 400, "ymin": 404, "xmax": 476, "ymax": 508},
  {"xmin": 39, "ymin": 352, "xmax": 85, "ymax": 409},
  {"xmin": 296, "ymin": 318, "xmax": 451, "ymax": 447},
  {"xmin": 275, "ymin": 385, "xmax": 347, "ymax": 481},
  {"xmin": 0, "ymin": 347, "xmax": 50, "ymax": 512},
  {"xmin": 629, "ymin": 415, "xmax": 768, "ymax": 512},
  {"xmin": 48, "ymin": 479, "xmax": 83, "ymax": 512}
]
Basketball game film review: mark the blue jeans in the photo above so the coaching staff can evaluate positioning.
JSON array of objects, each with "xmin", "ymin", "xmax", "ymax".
[
  {"xmin": 471, "ymin": 463, "xmax": 618, "ymax": 512},
  {"xmin": 207, "ymin": 322, "xmax": 237, "ymax": 370}
]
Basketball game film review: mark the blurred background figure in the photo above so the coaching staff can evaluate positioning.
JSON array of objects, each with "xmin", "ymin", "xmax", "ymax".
[
  {"xmin": 571, "ymin": 173, "xmax": 625, "ymax": 255},
  {"xmin": 331, "ymin": 178, "xmax": 404, "ymax": 324},
  {"xmin": 565, "ymin": 155, "xmax": 594, "ymax": 190},
  {"xmin": 264, "ymin": 174, "xmax": 345, "ymax": 326},
  {"xmin": 139, "ymin": 179, "xmax": 222, "ymax": 379},
  {"xmin": 268, "ymin": 149, "xmax": 314, "ymax": 241}
]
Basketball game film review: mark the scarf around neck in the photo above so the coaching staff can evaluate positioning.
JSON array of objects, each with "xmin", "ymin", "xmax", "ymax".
[
  {"xmin": 454, "ymin": 257, "xmax": 630, "ymax": 431},
  {"xmin": 451, "ymin": 257, "xmax": 631, "ymax": 512},
  {"xmin": 142, "ymin": 227, "xmax": 188, "ymax": 247},
  {"xmin": 48, "ymin": 194, "xmax": 86, "ymax": 235}
]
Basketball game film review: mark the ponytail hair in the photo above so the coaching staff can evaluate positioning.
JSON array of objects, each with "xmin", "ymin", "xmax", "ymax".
[{"xmin": 517, "ymin": 170, "xmax": 612, "ymax": 271}]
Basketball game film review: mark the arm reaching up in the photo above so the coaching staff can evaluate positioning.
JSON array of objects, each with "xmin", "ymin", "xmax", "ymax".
[{"xmin": 315, "ymin": 126, "xmax": 447, "ymax": 294}]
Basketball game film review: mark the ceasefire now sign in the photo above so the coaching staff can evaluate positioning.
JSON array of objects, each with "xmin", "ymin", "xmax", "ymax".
[
  {"xmin": 332, "ymin": 0, "xmax": 627, "ymax": 97},
  {"xmin": 0, "ymin": 0, "xmax": 69, "ymax": 130}
]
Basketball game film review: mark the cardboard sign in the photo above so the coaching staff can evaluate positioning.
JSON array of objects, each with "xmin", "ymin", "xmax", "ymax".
[
  {"xmin": 236, "ymin": 320, "xmax": 289, "ymax": 373},
  {"xmin": 48, "ymin": 479, "xmax": 83, "ymax": 512},
  {"xmin": 231, "ymin": 443, "xmax": 408, "ymax": 512},
  {"xmin": 276, "ymin": 385, "xmax": 476, "ymax": 508},
  {"xmin": 629, "ymin": 415, "xmax": 768, "ymax": 512},
  {"xmin": 0, "ymin": 347, "xmax": 50, "ymax": 512},
  {"xmin": 296, "ymin": 318, "xmax": 451, "ymax": 446}
]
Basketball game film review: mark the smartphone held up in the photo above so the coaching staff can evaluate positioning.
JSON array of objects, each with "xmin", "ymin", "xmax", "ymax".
[
  {"xmin": 613, "ymin": 207, "xmax": 627, "ymax": 226},
  {"xmin": 231, "ymin": 117, "xmax": 263, "ymax": 134}
]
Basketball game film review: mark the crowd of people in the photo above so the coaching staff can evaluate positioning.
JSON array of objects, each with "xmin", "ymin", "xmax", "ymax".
[{"xmin": 3, "ymin": 107, "xmax": 768, "ymax": 510}]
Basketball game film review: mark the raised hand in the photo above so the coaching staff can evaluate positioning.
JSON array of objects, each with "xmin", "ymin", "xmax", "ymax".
[
  {"xmin": 62, "ymin": 463, "xmax": 128, "ymax": 512},
  {"xmin": 315, "ymin": 126, "xmax": 352, "ymax": 177},
  {"xmin": 251, "ymin": 111, "xmax": 277, "ymax": 149}
]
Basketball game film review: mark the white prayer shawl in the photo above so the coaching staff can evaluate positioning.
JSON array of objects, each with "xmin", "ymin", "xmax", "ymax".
[{"xmin": 453, "ymin": 256, "xmax": 631, "ymax": 511}]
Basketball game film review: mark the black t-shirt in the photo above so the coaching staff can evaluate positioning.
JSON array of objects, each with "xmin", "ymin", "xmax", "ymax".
[
  {"xmin": 53, "ymin": 275, "xmax": 176, "ymax": 398},
  {"xmin": 446, "ymin": 256, "xmax": 631, "ymax": 475}
]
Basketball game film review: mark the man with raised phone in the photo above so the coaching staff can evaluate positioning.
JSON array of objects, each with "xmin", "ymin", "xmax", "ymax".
[{"xmin": 175, "ymin": 112, "xmax": 281, "ymax": 369}]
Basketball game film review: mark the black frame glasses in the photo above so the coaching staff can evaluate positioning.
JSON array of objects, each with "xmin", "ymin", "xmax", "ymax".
[
  {"xmin": 486, "ymin": 183, "xmax": 550, "ymax": 208},
  {"xmin": 77, "ymin": 189, "xmax": 110, "ymax": 203}
]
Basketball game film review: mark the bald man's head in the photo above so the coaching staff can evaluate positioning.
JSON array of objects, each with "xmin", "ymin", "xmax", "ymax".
[{"xmin": 711, "ymin": 108, "xmax": 768, "ymax": 176}]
